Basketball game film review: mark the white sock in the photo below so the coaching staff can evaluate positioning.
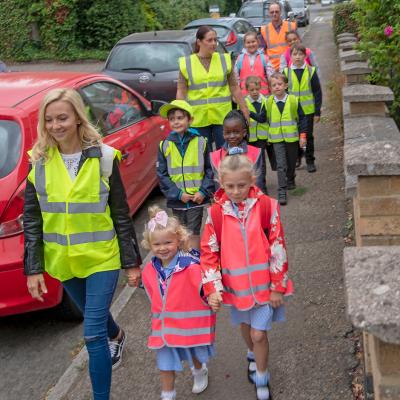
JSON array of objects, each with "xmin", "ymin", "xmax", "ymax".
[
  {"xmin": 247, "ymin": 349, "xmax": 255, "ymax": 360},
  {"xmin": 192, "ymin": 363, "xmax": 207, "ymax": 375},
  {"xmin": 161, "ymin": 390, "xmax": 176, "ymax": 400},
  {"xmin": 255, "ymin": 369, "xmax": 269, "ymax": 386}
]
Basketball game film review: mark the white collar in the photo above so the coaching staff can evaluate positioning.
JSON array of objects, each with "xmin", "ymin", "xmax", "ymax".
[
  {"xmin": 247, "ymin": 94, "xmax": 264, "ymax": 103},
  {"xmin": 293, "ymin": 62, "xmax": 307, "ymax": 70},
  {"xmin": 274, "ymin": 94, "xmax": 288, "ymax": 103}
]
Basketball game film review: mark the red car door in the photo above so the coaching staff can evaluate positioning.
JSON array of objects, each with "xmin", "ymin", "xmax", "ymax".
[{"xmin": 79, "ymin": 80, "xmax": 163, "ymax": 215}]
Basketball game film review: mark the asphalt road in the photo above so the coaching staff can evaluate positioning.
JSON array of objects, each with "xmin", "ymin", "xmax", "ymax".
[{"xmin": 1, "ymin": 5, "xmax": 336, "ymax": 400}]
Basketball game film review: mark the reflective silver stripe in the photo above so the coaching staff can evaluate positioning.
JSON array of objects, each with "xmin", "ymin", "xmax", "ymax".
[
  {"xmin": 225, "ymin": 283, "xmax": 270, "ymax": 297},
  {"xmin": 269, "ymin": 121, "xmax": 297, "ymax": 128},
  {"xmin": 69, "ymin": 229, "xmax": 115, "ymax": 245},
  {"xmin": 175, "ymin": 180, "xmax": 203, "ymax": 189},
  {"xmin": 39, "ymin": 199, "xmax": 66, "ymax": 213},
  {"xmin": 300, "ymin": 99, "xmax": 315, "ymax": 106},
  {"xmin": 221, "ymin": 263, "xmax": 269, "ymax": 277},
  {"xmin": 189, "ymin": 80, "xmax": 228, "ymax": 90},
  {"xmin": 43, "ymin": 232, "xmax": 68, "ymax": 245},
  {"xmin": 268, "ymin": 41, "xmax": 287, "ymax": 49},
  {"xmin": 36, "ymin": 161, "xmax": 108, "ymax": 214},
  {"xmin": 163, "ymin": 310, "xmax": 213, "ymax": 319},
  {"xmin": 188, "ymin": 96, "xmax": 231, "ymax": 106},
  {"xmin": 168, "ymin": 165, "xmax": 204, "ymax": 174},
  {"xmin": 282, "ymin": 132, "xmax": 299, "ymax": 139},
  {"xmin": 219, "ymin": 52, "xmax": 227, "ymax": 75},
  {"xmin": 185, "ymin": 56, "xmax": 194, "ymax": 86},
  {"xmin": 152, "ymin": 330, "xmax": 162, "ymax": 337},
  {"xmin": 269, "ymin": 54, "xmax": 281, "ymax": 59},
  {"xmin": 298, "ymin": 90, "xmax": 313, "ymax": 96},
  {"xmin": 163, "ymin": 326, "xmax": 216, "ymax": 336},
  {"xmin": 44, "ymin": 230, "xmax": 115, "ymax": 246},
  {"xmin": 153, "ymin": 313, "xmax": 160, "ymax": 319}
]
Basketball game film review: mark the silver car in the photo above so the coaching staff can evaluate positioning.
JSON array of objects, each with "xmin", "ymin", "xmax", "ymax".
[{"xmin": 289, "ymin": 0, "xmax": 310, "ymax": 26}]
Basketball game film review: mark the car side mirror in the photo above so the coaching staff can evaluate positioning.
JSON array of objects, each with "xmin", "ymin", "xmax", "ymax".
[
  {"xmin": 151, "ymin": 100, "xmax": 167, "ymax": 116},
  {"xmin": 287, "ymin": 11, "xmax": 295, "ymax": 19}
]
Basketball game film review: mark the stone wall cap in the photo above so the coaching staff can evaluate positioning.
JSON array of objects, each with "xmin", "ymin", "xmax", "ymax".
[
  {"xmin": 344, "ymin": 246, "xmax": 400, "ymax": 344},
  {"xmin": 341, "ymin": 62, "xmax": 372, "ymax": 75},
  {"xmin": 339, "ymin": 42, "xmax": 356, "ymax": 50},
  {"xmin": 344, "ymin": 141, "xmax": 400, "ymax": 176},
  {"xmin": 337, "ymin": 36, "xmax": 357, "ymax": 44},
  {"xmin": 344, "ymin": 117, "xmax": 399, "ymax": 144},
  {"xmin": 339, "ymin": 49, "xmax": 364, "ymax": 62},
  {"xmin": 343, "ymin": 84, "xmax": 394, "ymax": 102},
  {"xmin": 337, "ymin": 32, "xmax": 357, "ymax": 39}
]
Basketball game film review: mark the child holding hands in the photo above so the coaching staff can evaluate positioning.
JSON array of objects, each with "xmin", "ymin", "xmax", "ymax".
[
  {"xmin": 201, "ymin": 155, "xmax": 293, "ymax": 400},
  {"xmin": 142, "ymin": 206, "xmax": 216, "ymax": 400}
]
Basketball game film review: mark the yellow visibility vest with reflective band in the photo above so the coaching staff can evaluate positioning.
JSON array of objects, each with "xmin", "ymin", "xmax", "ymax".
[
  {"xmin": 27, "ymin": 145, "xmax": 121, "ymax": 282},
  {"xmin": 284, "ymin": 66, "xmax": 316, "ymax": 115},
  {"xmin": 179, "ymin": 52, "xmax": 232, "ymax": 127},
  {"xmin": 245, "ymin": 96, "xmax": 269, "ymax": 142},
  {"xmin": 160, "ymin": 136, "xmax": 206, "ymax": 195},
  {"xmin": 266, "ymin": 95, "xmax": 299, "ymax": 143}
]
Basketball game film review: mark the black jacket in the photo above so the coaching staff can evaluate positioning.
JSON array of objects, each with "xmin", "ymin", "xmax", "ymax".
[
  {"xmin": 156, "ymin": 129, "xmax": 214, "ymax": 209},
  {"xmin": 23, "ymin": 146, "xmax": 142, "ymax": 276}
]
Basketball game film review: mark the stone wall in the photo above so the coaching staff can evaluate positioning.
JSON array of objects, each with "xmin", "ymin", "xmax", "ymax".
[{"xmin": 339, "ymin": 32, "xmax": 400, "ymax": 399}]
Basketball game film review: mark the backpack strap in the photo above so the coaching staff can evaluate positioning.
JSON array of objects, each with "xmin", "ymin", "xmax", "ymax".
[
  {"xmin": 236, "ymin": 53, "xmax": 245, "ymax": 76},
  {"xmin": 100, "ymin": 143, "xmax": 117, "ymax": 179},
  {"xmin": 259, "ymin": 52, "xmax": 268, "ymax": 76}
]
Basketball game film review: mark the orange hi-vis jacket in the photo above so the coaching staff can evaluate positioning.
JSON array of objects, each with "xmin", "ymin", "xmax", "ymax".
[
  {"xmin": 142, "ymin": 260, "xmax": 216, "ymax": 349},
  {"xmin": 261, "ymin": 20, "xmax": 297, "ymax": 71},
  {"xmin": 201, "ymin": 186, "xmax": 293, "ymax": 310},
  {"xmin": 238, "ymin": 53, "xmax": 270, "ymax": 95}
]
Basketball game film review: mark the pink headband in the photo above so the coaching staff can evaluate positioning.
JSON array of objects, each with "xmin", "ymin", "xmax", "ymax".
[{"xmin": 148, "ymin": 211, "xmax": 168, "ymax": 232}]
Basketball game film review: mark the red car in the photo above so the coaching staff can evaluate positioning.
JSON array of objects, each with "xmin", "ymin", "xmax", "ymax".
[{"xmin": 0, "ymin": 72, "xmax": 168, "ymax": 318}]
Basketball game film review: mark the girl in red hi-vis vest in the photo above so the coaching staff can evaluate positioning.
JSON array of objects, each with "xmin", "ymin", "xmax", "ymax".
[
  {"xmin": 210, "ymin": 110, "xmax": 266, "ymax": 193},
  {"xmin": 235, "ymin": 31, "xmax": 274, "ymax": 96},
  {"xmin": 141, "ymin": 206, "xmax": 216, "ymax": 400},
  {"xmin": 200, "ymin": 155, "xmax": 293, "ymax": 400}
]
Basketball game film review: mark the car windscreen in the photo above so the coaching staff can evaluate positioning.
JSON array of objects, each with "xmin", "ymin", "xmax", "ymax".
[
  {"xmin": 290, "ymin": 0, "xmax": 305, "ymax": 7},
  {"xmin": 238, "ymin": 3, "xmax": 264, "ymax": 18},
  {"xmin": 185, "ymin": 25, "xmax": 230, "ymax": 38},
  {"xmin": 106, "ymin": 42, "xmax": 189, "ymax": 73},
  {"xmin": 0, "ymin": 120, "xmax": 22, "ymax": 179}
]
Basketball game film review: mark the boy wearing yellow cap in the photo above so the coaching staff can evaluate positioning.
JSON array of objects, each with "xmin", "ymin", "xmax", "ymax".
[{"xmin": 157, "ymin": 100, "xmax": 214, "ymax": 250}]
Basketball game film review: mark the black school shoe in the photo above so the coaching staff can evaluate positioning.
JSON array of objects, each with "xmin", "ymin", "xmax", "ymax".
[
  {"xmin": 278, "ymin": 192, "xmax": 287, "ymax": 206},
  {"xmin": 109, "ymin": 329, "xmax": 126, "ymax": 369},
  {"xmin": 307, "ymin": 163, "xmax": 317, "ymax": 173}
]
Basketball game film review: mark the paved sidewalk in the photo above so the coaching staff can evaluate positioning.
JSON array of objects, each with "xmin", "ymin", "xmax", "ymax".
[{"xmin": 64, "ymin": 12, "xmax": 356, "ymax": 400}]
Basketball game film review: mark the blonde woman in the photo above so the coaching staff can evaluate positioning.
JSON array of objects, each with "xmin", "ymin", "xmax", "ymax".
[{"xmin": 23, "ymin": 88, "xmax": 141, "ymax": 400}]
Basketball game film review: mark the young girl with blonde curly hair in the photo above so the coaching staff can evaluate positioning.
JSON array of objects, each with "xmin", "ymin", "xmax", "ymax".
[{"xmin": 141, "ymin": 206, "xmax": 216, "ymax": 400}]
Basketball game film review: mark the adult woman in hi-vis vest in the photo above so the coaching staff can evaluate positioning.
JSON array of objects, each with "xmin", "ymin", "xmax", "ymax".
[
  {"xmin": 177, "ymin": 25, "xmax": 250, "ymax": 151},
  {"xmin": 23, "ymin": 88, "xmax": 142, "ymax": 400}
]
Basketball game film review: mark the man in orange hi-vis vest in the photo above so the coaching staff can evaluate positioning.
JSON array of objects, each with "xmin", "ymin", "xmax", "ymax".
[{"xmin": 260, "ymin": 1, "xmax": 297, "ymax": 71}]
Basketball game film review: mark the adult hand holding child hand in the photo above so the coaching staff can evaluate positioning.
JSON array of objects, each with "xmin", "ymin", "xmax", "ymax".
[
  {"xmin": 126, "ymin": 266, "xmax": 141, "ymax": 287},
  {"xmin": 208, "ymin": 291, "xmax": 223, "ymax": 312}
]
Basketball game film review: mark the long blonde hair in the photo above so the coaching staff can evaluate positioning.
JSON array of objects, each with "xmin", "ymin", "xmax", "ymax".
[
  {"xmin": 30, "ymin": 88, "xmax": 102, "ymax": 163},
  {"xmin": 142, "ymin": 206, "xmax": 191, "ymax": 252}
]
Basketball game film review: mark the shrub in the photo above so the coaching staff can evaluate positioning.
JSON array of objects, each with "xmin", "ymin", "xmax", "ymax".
[{"xmin": 332, "ymin": 2, "xmax": 359, "ymax": 38}]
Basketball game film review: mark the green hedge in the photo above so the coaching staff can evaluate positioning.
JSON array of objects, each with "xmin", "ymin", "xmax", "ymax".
[
  {"xmin": 0, "ymin": 0, "xmax": 242, "ymax": 61},
  {"xmin": 332, "ymin": 2, "xmax": 359, "ymax": 38}
]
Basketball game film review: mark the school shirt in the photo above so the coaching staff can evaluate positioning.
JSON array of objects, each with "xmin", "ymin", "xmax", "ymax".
[
  {"xmin": 290, "ymin": 62, "xmax": 323, "ymax": 116},
  {"xmin": 249, "ymin": 93, "xmax": 308, "ymax": 134}
]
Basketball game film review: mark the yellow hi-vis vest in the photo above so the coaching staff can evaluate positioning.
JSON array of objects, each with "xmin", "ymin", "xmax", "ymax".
[
  {"xmin": 179, "ymin": 52, "xmax": 232, "ymax": 127},
  {"xmin": 245, "ymin": 96, "xmax": 269, "ymax": 142},
  {"xmin": 266, "ymin": 95, "xmax": 299, "ymax": 143},
  {"xmin": 160, "ymin": 135, "xmax": 206, "ymax": 195},
  {"xmin": 284, "ymin": 66, "xmax": 316, "ymax": 115},
  {"xmin": 27, "ymin": 145, "xmax": 121, "ymax": 281}
]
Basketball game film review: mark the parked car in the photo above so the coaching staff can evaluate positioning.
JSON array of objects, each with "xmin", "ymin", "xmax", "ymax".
[
  {"xmin": 0, "ymin": 71, "xmax": 168, "ymax": 319},
  {"xmin": 103, "ymin": 30, "xmax": 228, "ymax": 102},
  {"xmin": 289, "ymin": 0, "xmax": 310, "ymax": 26},
  {"xmin": 236, "ymin": 0, "xmax": 295, "ymax": 31},
  {"xmin": 321, "ymin": 0, "xmax": 333, "ymax": 5},
  {"xmin": 183, "ymin": 17, "xmax": 256, "ymax": 59}
]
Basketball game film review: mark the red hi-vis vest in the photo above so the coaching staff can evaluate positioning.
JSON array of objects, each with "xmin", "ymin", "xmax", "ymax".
[
  {"xmin": 207, "ymin": 193, "xmax": 293, "ymax": 310},
  {"xmin": 210, "ymin": 145, "xmax": 261, "ymax": 176},
  {"xmin": 142, "ymin": 262, "xmax": 216, "ymax": 349},
  {"xmin": 237, "ymin": 53, "xmax": 270, "ymax": 95}
]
